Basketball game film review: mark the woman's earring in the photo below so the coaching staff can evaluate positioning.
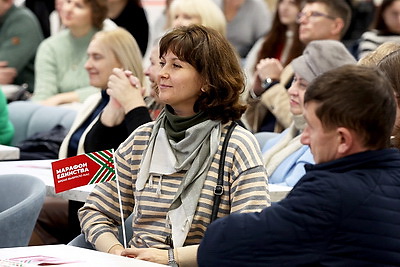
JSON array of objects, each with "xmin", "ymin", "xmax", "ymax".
[{"xmin": 201, "ymin": 87, "xmax": 206, "ymax": 93}]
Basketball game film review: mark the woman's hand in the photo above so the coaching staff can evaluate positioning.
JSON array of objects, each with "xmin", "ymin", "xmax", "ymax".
[
  {"xmin": 101, "ymin": 68, "xmax": 147, "ymax": 127},
  {"xmin": 107, "ymin": 68, "xmax": 146, "ymax": 114},
  {"xmin": 121, "ymin": 247, "xmax": 169, "ymax": 265},
  {"xmin": 256, "ymin": 58, "xmax": 283, "ymax": 82},
  {"xmin": 108, "ymin": 244, "xmax": 125, "ymax": 256}
]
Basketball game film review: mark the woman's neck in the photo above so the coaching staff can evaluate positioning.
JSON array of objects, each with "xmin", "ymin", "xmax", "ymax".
[
  {"xmin": 70, "ymin": 25, "xmax": 93, "ymax": 38},
  {"xmin": 108, "ymin": 0, "xmax": 128, "ymax": 19}
]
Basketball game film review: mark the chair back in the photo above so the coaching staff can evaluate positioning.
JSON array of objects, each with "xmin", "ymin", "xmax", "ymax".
[{"xmin": 0, "ymin": 174, "xmax": 46, "ymax": 247}]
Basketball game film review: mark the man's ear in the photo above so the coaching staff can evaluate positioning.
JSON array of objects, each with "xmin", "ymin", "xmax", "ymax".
[
  {"xmin": 331, "ymin": 18, "xmax": 345, "ymax": 38},
  {"xmin": 336, "ymin": 127, "xmax": 353, "ymax": 155}
]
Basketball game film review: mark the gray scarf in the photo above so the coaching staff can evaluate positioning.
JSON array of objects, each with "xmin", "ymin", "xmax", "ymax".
[{"xmin": 136, "ymin": 110, "xmax": 221, "ymax": 247}]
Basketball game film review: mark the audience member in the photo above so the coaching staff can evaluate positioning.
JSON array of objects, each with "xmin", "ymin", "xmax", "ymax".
[
  {"xmin": 78, "ymin": 25, "xmax": 270, "ymax": 266},
  {"xmin": 261, "ymin": 40, "xmax": 356, "ymax": 187},
  {"xmin": 358, "ymin": 0, "xmax": 400, "ymax": 60},
  {"xmin": 0, "ymin": 0, "xmax": 43, "ymax": 93},
  {"xmin": 377, "ymin": 49, "xmax": 400, "ymax": 149},
  {"xmin": 170, "ymin": 0, "xmax": 226, "ymax": 36},
  {"xmin": 244, "ymin": 0, "xmax": 305, "ymax": 132},
  {"xmin": 30, "ymin": 27, "xmax": 144, "ymax": 245},
  {"xmin": 198, "ymin": 64, "xmax": 400, "ymax": 266},
  {"xmin": 107, "ymin": 0, "xmax": 149, "ymax": 56},
  {"xmin": 0, "ymin": 89, "xmax": 14, "ymax": 145},
  {"xmin": 244, "ymin": 0, "xmax": 352, "ymax": 133},
  {"xmin": 31, "ymin": 0, "xmax": 111, "ymax": 106},
  {"xmin": 213, "ymin": 0, "xmax": 273, "ymax": 58}
]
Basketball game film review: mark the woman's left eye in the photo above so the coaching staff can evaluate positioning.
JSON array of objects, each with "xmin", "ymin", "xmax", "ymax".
[{"xmin": 173, "ymin": 64, "xmax": 182, "ymax": 68}]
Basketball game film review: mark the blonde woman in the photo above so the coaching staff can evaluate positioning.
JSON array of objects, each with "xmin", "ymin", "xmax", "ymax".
[{"xmin": 31, "ymin": 27, "xmax": 145, "ymax": 245}]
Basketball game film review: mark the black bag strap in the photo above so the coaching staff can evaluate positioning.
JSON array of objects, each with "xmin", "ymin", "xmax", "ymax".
[{"xmin": 210, "ymin": 121, "xmax": 237, "ymax": 223}]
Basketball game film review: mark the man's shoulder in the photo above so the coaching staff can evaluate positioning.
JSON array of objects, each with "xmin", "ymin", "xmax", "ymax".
[{"xmin": 6, "ymin": 5, "xmax": 39, "ymax": 24}]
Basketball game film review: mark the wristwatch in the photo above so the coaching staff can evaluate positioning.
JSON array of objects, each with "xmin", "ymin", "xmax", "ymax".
[
  {"xmin": 168, "ymin": 248, "xmax": 179, "ymax": 267},
  {"xmin": 261, "ymin": 77, "xmax": 280, "ymax": 90}
]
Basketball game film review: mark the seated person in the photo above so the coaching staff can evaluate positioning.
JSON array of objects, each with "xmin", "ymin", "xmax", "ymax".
[
  {"xmin": 30, "ymin": 0, "xmax": 112, "ymax": 106},
  {"xmin": 261, "ymin": 40, "xmax": 356, "ymax": 187},
  {"xmin": 357, "ymin": 0, "xmax": 400, "ymax": 60},
  {"xmin": 243, "ymin": 0, "xmax": 352, "ymax": 133},
  {"xmin": 78, "ymin": 25, "xmax": 270, "ymax": 266},
  {"xmin": 30, "ymin": 27, "xmax": 146, "ymax": 245},
  {"xmin": 0, "ymin": 0, "xmax": 43, "ymax": 93},
  {"xmin": 198, "ymin": 64, "xmax": 400, "ymax": 266}
]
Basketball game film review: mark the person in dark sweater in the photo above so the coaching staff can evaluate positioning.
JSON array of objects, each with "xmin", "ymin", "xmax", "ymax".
[
  {"xmin": 107, "ymin": 0, "xmax": 149, "ymax": 56},
  {"xmin": 198, "ymin": 64, "xmax": 400, "ymax": 266}
]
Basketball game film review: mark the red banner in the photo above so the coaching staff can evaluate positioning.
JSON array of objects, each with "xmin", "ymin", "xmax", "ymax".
[{"xmin": 51, "ymin": 149, "xmax": 115, "ymax": 193}]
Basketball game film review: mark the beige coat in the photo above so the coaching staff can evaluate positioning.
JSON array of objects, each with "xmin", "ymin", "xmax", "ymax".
[{"xmin": 243, "ymin": 64, "xmax": 294, "ymax": 133}]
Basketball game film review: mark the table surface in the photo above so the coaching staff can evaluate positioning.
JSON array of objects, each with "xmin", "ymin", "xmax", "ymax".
[
  {"xmin": 0, "ymin": 159, "xmax": 292, "ymax": 202},
  {"xmin": 0, "ymin": 245, "xmax": 166, "ymax": 266}
]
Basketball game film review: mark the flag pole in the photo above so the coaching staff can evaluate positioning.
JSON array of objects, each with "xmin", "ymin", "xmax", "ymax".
[{"xmin": 113, "ymin": 151, "xmax": 127, "ymax": 249}]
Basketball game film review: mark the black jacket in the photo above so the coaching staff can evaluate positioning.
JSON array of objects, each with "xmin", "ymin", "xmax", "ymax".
[{"xmin": 198, "ymin": 149, "xmax": 400, "ymax": 266}]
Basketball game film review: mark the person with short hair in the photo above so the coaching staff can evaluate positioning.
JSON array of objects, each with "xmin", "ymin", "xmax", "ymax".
[
  {"xmin": 198, "ymin": 64, "xmax": 400, "ymax": 266},
  {"xmin": 78, "ymin": 25, "xmax": 270, "ymax": 267}
]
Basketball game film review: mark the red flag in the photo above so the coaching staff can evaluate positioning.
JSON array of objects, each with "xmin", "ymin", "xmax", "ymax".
[{"xmin": 51, "ymin": 149, "xmax": 115, "ymax": 193}]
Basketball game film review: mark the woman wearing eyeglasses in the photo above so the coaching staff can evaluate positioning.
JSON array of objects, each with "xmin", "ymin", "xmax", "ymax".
[{"xmin": 358, "ymin": 0, "xmax": 400, "ymax": 60}]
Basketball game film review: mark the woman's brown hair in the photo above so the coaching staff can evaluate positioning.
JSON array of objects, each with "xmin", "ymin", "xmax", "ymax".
[{"xmin": 159, "ymin": 25, "xmax": 246, "ymax": 123}]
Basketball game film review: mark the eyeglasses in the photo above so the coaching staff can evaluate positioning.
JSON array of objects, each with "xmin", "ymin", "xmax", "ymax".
[{"xmin": 296, "ymin": 11, "xmax": 336, "ymax": 23}]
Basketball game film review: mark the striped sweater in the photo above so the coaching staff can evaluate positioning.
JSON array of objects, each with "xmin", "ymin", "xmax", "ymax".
[
  {"xmin": 357, "ymin": 30, "xmax": 400, "ymax": 60},
  {"xmin": 78, "ymin": 121, "xmax": 270, "ymax": 252}
]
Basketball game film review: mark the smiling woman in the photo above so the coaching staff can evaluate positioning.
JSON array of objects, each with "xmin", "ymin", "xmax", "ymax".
[
  {"xmin": 30, "ymin": 27, "xmax": 147, "ymax": 246},
  {"xmin": 78, "ymin": 25, "xmax": 270, "ymax": 267}
]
